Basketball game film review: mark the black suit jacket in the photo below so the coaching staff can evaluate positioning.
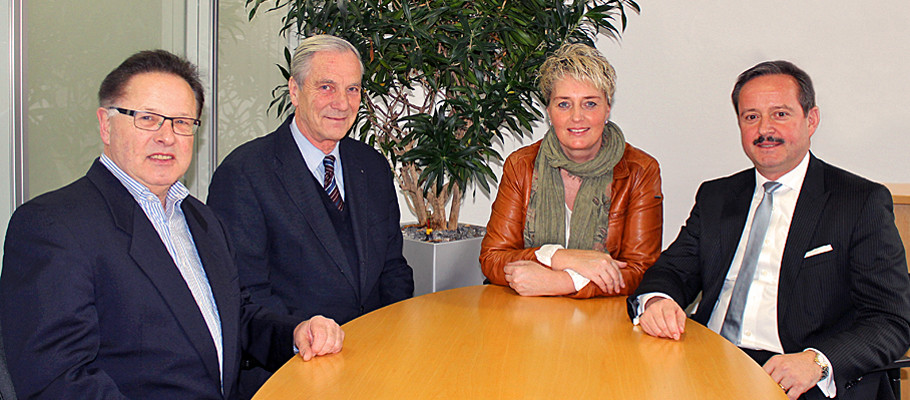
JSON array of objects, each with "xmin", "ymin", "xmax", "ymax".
[
  {"xmin": 208, "ymin": 115, "xmax": 413, "ymax": 326},
  {"xmin": 0, "ymin": 161, "xmax": 299, "ymax": 399},
  {"xmin": 0, "ymin": 318, "xmax": 15, "ymax": 400},
  {"xmin": 630, "ymin": 154, "xmax": 910, "ymax": 397}
]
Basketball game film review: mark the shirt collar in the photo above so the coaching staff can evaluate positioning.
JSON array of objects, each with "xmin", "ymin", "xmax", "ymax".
[
  {"xmin": 99, "ymin": 153, "xmax": 189, "ymax": 210},
  {"xmin": 289, "ymin": 116, "xmax": 341, "ymax": 175},
  {"xmin": 754, "ymin": 151, "xmax": 810, "ymax": 195}
]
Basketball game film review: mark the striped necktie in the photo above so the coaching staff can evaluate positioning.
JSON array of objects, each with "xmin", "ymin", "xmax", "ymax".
[{"xmin": 323, "ymin": 155, "xmax": 344, "ymax": 211}]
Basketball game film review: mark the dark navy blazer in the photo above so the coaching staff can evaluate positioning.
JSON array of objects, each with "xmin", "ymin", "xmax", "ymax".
[
  {"xmin": 208, "ymin": 115, "xmax": 414, "ymax": 326},
  {"xmin": 0, "ymin": 161, "xmax": 298, "ymax": 399}
]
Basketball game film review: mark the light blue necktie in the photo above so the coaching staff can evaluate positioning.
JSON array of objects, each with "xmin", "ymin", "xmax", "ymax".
[{"xmin": 720, "ymin": 181, "xmax": 782, "ymax": 344}]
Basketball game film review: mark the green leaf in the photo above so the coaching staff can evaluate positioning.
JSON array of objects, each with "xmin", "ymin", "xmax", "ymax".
[{"xmin": 250, "ymin": 0, "xmax": 642, "ymax": 227}]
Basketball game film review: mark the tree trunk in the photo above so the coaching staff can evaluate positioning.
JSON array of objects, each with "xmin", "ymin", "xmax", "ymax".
[
  {"xmin": 398, "ymin": 163, "xmax": 428, "ymax": 226},
  {"xmin": 447, "ymin": 185, "xmax": 461, "ymax": 230}
]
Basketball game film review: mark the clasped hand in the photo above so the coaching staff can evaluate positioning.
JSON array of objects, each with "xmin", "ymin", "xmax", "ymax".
[
  {"xmin": 294, "ymin": 315, "xmax": 344, "ymax": 361},
  {"xmin": 764, "ymin": 351, "xmax": 823, "ymax": 400},
  {"xmin": 551, "ymin": 249, "xmax": 627, "ymax": 294},
  {"xmin": 503, "ymin": 249, "xmax": 627, "ymax": 296},
  {"xmin": 638, "ymin": 297, "xmax": 687, "ymax": 340},
  {"xmin": 503, "ymin": 260, "xmax": 575, "ymax": 296}
]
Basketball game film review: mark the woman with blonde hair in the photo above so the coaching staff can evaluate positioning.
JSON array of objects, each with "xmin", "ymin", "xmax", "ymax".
[{"xmin": 480, "ymin": 43, "xmax": 662, "ymax": 298}]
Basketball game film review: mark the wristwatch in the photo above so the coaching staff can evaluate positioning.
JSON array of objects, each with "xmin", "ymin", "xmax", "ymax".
[{"xmin": 813, "ymin": 351, "xmax": 830, "ymax": 381}]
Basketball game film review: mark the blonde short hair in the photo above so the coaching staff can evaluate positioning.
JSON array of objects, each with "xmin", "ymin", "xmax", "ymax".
[{"xmin": 538, "ymin": 43, "xmax": 616, "ymax": 106}]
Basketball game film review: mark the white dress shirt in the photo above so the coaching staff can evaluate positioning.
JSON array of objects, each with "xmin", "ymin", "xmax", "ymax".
[
  {"xmin": 636, "ymin": 153, "xmax": 835, "ymax": 397},
  {"xmin": 704, "ymin": 156, "xmax": 808, "ymax": 352},
  {"xmin": 290, "ymin": 120, "xmax": 345, "ymax": 200}
]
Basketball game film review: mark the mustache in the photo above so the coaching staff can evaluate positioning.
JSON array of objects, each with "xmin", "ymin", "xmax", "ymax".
[{"xmin": 753, "ymin": 135, "xmax": 785, "ymax": 145}]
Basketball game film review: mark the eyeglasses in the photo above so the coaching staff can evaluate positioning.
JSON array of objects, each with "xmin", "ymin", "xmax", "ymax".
[{"xmin": 109, "ymin": 107, "xmax": 201, "ymax": 136}]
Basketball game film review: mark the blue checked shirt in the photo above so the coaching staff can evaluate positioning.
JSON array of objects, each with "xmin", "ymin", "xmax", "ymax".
[{"xmin": 100, "ymin": 154, "xmax": 224, "ymax": 389}]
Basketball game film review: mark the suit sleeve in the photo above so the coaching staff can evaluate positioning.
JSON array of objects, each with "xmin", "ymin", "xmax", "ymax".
[
  {"xmin": 0, "ymin": 204, "xmax": 128, "ymax": 399},
  {"xmin": 208, "ymin": 160, "xmax": 289, "ymax": 315},
  {"xmin": 239, "ymin": 291, "xmax": 300, "ymax": 372},
  {"xmin": 377, "ymin": 163, "xmax": 415, "ymax": 305},
  {"xmin": 813, "ymin": 186, "xmax": 910, "ymax": 383},
  {"xmin": 571, "ymin": 157, "xmax": 663, "ymax": 298},
  {"xmin": 627, "ymin": 183, "xmax": 709, "ymax": 320},
  {"xmin": 479, "ymin": 154, "xmax": 540, "ymax": 286}
]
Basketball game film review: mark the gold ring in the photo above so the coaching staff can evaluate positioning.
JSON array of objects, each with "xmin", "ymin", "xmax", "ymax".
[{"xmin": 779, "ymin": 383, "xmax": 786, "ymax": 391}]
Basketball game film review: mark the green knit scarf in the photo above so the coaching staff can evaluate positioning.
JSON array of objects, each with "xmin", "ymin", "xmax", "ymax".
[{"xmin": 524, "ymin": 121, "xmax": 625, "ymax": 252}]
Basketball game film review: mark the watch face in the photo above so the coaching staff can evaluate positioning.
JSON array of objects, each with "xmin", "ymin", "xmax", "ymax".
[{"xmin": 814, "ymin": 353, "xmax": 829, "ymax": 381}]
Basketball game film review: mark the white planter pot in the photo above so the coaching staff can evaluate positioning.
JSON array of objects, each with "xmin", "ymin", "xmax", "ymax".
[{"xmin": 403, "ymin": 235, "xmax": 486, "ymax": 296}]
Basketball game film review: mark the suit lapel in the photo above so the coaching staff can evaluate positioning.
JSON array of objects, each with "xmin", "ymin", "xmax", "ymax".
[
  {"xmin": 183, "ymin": 199, "xmax": 239, "ymax": 392},
  {"xmin": 778, "ymin": 155, "xmax": 828, "ymax": 320},
  {"xmin": 702, "ymin": 172, "xmax": 755, "ymax": 307},
  {"xmin": 87, "ymin": 162, "xmax": 223, "ymax": 390},
  {"xmin": 720, "ymin": 173, "xmax": 755, "ymax": 268},
  {"xmin": 272, "ymin": 119, "xmax": 360, "ymax": 293}
]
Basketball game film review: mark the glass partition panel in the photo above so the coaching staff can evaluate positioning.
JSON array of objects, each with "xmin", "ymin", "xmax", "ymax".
[
  {"xmin": 26, "ymin": 1, "xmax": 185, "ymax": 199},
  {"xmin": 216, "ymin": 0, "xmax": 285, "ymax": 163}
]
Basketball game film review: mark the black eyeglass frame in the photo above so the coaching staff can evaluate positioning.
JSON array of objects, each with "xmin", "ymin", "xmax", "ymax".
[{"xmin": 109, "ymin": 107, "xmax": 201, "ymax": 136}]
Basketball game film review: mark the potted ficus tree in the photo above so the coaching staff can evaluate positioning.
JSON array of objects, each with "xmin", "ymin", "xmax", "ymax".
[{"xmin": 246, "ymin": 0, "xmax": 640, "ymax": 293}]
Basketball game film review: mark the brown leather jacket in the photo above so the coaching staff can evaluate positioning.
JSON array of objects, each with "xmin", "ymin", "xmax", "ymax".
[{"xmin": 480, "ymin": 141, "xmax": 663, "ymax": 298}]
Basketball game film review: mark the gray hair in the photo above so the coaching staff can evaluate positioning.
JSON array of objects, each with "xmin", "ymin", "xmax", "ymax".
[{"xmin": 290, "ymin": 35, "xmax": 364, "ymax": 84}]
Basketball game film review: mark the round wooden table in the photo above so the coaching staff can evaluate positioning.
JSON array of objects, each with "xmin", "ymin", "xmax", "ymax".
[{"xmin": 254, "ymin": 285, "xmax": 787, "ymax": 399}]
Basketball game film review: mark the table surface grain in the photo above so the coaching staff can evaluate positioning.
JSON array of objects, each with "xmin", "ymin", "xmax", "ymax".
[{"xmin": 253, "ymin": 285, "xmax": 787, "ymax": 399}]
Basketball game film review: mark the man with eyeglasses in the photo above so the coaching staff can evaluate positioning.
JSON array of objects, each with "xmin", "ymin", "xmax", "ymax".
[{"xmin": 0, "ymin": 49, "xmax": 344, "ymax": 399}]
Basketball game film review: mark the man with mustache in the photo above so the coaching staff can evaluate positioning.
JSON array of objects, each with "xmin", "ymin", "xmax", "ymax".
[
  {"xmin": 208, "ymin": 35, "xmax": 414, "ymax": 397},
  {"xmin": 628, "ymin": 60, "xmax": 910, "ymax": 400}
]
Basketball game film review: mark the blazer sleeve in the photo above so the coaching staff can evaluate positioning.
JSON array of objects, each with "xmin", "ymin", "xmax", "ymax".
[
  {"xmin": 239, "ymin": 291, "xmax": 300, "ymax": 372},
  {"xmin": 812, "ymin": 185, "xmax": 910, "ymax": 383},
  {"xmin": 375, "ymin": 163, "xmax": 415, "ymax": 305},
  {"xmin": 627, "ymin": 183, "xmax": 710, "ymax": 320},
  {"xmin": 479, "ymin": 153, "xmax": 540, "ymax": 286},
  {"xmin": 570, "ymin": 156, "xmax": 662, "ymax": 298},
  {"xmin": 208, "ymin": 160, "xmax": 289, "ymax": 315},
  {"xmin": 0, "ymin": 204, "xmax": 128, "ymax": 399}
]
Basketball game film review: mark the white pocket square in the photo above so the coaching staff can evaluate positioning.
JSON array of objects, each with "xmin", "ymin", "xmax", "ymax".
[{"xmin": 804, "ymin": 244, "xmax": 833, "ymax": 258}]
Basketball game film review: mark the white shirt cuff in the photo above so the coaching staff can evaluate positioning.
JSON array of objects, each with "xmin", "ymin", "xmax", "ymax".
[
  {"xmin": 536, "ymin": 245, "xmax": 589, "ymax": 291},
  {"xmin": 563, "ymin": 268, "xmax": 591, "ymax": 292},
  {"xmin": 806, "ymin": 348, "xmax": 836, "ymax": 398},
  {"xmin": 535, "ymin": 244, "xmax": 564, "ymax": 267},
  {"xmin": 631, "ymin": 292, "xmax": 674, "ymax": 325}
]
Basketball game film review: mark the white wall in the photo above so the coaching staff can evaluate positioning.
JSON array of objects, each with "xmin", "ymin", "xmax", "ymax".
[{"xmin": 451, "ymin": 1, "xmax": 910, "ymax": 248}]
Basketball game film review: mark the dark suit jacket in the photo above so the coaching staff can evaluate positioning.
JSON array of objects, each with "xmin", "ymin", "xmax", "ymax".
[
  {"xmin": 629, "ymin": 154, "xmax": 910, "ymax": 398},
  {"xmin": 0, "ymin": 160, "xmax": 299, "ymax": 399},
  {"xmin": 208, "ymin": 115, "xmax": 413, "ymax": 326},
  {"xmin": 0, "ymin": 319, "xmax": 15, "ymax": 400}
]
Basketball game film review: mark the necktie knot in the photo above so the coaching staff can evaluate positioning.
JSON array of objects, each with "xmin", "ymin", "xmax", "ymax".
[
  {"xmin": 322, "ymin": 155, "xmax": 343, "ymax": 211},
  {"xmin": 323, "ymin": 155, "xmax": 336, "ymax": 171},
  {"xmin": 763, "ymin": 181, "xmax": 782, "ymax": 194}
]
